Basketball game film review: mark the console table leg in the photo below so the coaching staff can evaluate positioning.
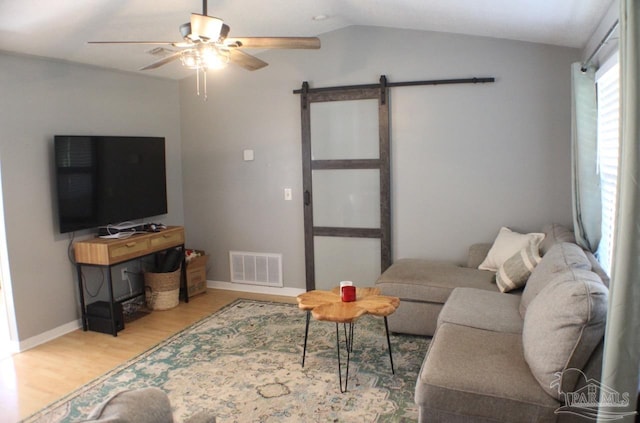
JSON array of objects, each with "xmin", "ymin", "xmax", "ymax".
[
  {"xmin": 106, "ymin": 269, "xmax": 118, "ymax": 337},
  {"xmin": 76, "ymin": 265, "xmax": 88, "ymax": 331},
  {"xmin": 180, "ymin": 245, "xmax": 189, "ymax": 303}
]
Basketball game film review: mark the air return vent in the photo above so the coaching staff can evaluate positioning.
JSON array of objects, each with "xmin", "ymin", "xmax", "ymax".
[{"xmin": 229, "ymin": 251, "xmax": 283, "ymax": 287}]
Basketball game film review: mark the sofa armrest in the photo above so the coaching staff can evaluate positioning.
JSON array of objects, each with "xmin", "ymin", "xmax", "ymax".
[
  {"xmin": 85, "ymin": 388, "xmax": 174, "ymax": 423},
  {"xmin": 85, "ymin": 388, "xmax": 216, "ymax": 423},
  {"xmin": 467, "ymin": 243, "xmax": 492, "ymax": 268}
]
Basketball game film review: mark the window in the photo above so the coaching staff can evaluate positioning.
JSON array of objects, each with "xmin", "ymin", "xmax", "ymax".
[{"xmin": 595, "ymin": 54, "xmax": 620, "ymax": 275}]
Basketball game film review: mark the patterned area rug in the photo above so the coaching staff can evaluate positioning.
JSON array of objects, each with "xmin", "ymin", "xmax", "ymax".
[{"xmin": 22, "ymin": 299, "xmax": 430, "ymax": 422}]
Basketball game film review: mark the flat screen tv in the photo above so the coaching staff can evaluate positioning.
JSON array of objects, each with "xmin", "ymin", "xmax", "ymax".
[{"xmin": 54, "ymin": 135, "xmax": 167, "ymax": 233}]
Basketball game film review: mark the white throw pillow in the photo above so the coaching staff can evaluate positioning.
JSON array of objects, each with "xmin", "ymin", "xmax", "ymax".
[{"xmin": 478, "ymin": 227, "xmax": 545, "ymax": 272}]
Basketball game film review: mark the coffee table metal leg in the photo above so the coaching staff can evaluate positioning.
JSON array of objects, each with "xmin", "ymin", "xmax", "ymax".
[
  {"xmin": 302, "ymin": 311, "xmax": 310, "ymax": 367},
  {"xmin": 384, "ymin": 316, "xmax": 395, "ymax": 374},
  {"xmin": 336, "ymin": 322, "xmax": 352, "ymax": 393},
  {"xmin": 343, "ymin": 321, "xmax": 355, "ymax": 352}
]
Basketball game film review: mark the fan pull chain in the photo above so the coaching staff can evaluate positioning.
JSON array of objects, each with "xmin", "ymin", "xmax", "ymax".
[
  {"xmin": 194, "ymin": 67, "xmax": 208, "ymax": 101},
  {"xmin": 203, "ymin": 68, "xmax": 208, "ymax": 101},
  {"xmin": 196, "ymin": 67, "xmax": 201, "ymax": 97}
]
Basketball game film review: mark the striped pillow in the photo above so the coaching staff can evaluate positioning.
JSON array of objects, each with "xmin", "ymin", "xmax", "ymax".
[{"xmin": 496, "ymin": 241, "xmax": 542, "ymax": 292}]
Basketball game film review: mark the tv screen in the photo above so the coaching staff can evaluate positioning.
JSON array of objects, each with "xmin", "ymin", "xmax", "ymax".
[{"xmin": 55, "ymin": 135, "xmax": 168, "ymax": 233}]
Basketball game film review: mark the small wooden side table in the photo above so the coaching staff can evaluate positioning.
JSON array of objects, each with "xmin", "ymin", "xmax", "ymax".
[{"xmin": 297, "ymin": 287, "xmax": 400, "ymax": 392}]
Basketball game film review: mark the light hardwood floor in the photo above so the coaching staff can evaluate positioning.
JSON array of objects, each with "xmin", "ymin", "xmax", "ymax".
[{"xmin": 0, "ymin": 289, "xmax": 298, "ymax": 422}]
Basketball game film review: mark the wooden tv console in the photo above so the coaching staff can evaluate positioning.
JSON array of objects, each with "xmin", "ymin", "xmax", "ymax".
[{"xmin": 74, "ymin": 226, "xmax": 186, "ymax": 336}]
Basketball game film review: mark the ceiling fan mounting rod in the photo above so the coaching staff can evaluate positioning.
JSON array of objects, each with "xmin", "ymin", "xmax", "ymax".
[{"xmin": 202, "ymin": 0, "xmax": 207, "ymax": 16}]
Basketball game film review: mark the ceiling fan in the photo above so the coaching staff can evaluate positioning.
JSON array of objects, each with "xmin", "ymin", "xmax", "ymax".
[{"xmin": 89, "ymin": 0, "xmax": 321, "ymax": 99}]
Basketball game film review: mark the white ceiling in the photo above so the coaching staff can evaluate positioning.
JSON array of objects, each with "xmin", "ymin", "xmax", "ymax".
[{"xmin": 0, "ymin": 0, "xmax": 613, "ymax": 80}]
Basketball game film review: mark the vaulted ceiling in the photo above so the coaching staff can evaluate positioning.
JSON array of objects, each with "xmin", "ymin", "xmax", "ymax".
[{"xmin": 0, "ymin": 0, "xmax": 613, "ymax": 79}]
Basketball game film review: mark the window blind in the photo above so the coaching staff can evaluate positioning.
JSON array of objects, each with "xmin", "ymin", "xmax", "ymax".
[{"xmin": 595, "ymin": 56, "xmax": 620, "ymax": 275}]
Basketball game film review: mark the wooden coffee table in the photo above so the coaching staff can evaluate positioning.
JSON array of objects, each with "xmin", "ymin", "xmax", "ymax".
[{"xmin": 297, "ymin": 287, "xmax": 400, "ymax": 392}]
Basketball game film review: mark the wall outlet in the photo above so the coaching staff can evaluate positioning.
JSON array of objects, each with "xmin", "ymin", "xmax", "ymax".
[{"xmin": 121, "ymin": 267, "xmax": 128, "ymax": 280}]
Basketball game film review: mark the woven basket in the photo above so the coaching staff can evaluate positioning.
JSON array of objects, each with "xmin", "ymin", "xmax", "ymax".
[{"xmin": 144, "ymin": 267, "xmax": 181, "ymax": 311}]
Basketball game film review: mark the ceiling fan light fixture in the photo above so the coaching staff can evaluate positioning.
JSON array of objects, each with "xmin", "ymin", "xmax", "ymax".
[
  {"xmin": 191, "ymin": 14, "xmax": 224, "ymax": 42},
  {"xmin": 180, "ymin": 46, "xmax": 228, "ymax": 70},
  {"xmin": 202, "ymin": 47, "xmax": 229, "ymax": 70},
  {"xmin": 180, "ymin": 50, "xmax": 200, "ymax": 69}
]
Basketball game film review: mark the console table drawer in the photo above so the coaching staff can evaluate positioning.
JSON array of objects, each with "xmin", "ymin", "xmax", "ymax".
[
  {"xmin": 150, "ymin": 230, "xmax": 185, "ymax": 250},
  {"xmin": 110, "ymin": 239, "xmax": 150, "ymax": 260},
  {"xmin": 74, "ymin": 226, "xmax": 185, "ymax": 265}
]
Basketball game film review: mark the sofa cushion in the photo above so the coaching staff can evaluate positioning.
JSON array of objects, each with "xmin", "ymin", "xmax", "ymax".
[
  {"xmin": 437, "ymin": 288, "xmax": 524, "ymax": 334},
  {"xmin": 478, "ymin": 227, "xmax": 545, "ymax": 272},
  {"xmin": 584, "ymin": 250, "xmax": 611, "ymax": 287},
  {"xmin": 496, "ymin": 240, "xmax": 542, "ymax": 293},
  {"xmin": 416, "ymin": 323, "xmax": 560, "ymax": 422},
  {"xmin": 540, "ymin": 223, "xmax": 576, "ymax": 255},
  {"xmin": 522, "ymin": 269, "xmax": 608, "ymax": 401},
  {"xmin": 467, "ymin": 243, "xmax": 492, "ymax": 268},
  {"xmin": 538, "ymin": 223, "xmax": 611, "ymax": 287},
  {"xmin": 376, "ymin": 259, "xmax": 496, "ymax": 304},
  {"xmin": 519, "ymin": 242, "xmax": 591, "ymax": 318},
  {"xmin": 386, "ymin": 301, "xmax": 443, "ymax": 336}
]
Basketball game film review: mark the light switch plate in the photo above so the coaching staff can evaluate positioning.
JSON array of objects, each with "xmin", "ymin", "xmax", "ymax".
[
  {"xmin": 243, "ymin": 149, "xmax": 254, "ymax": 161},
  {"xmin": 284, "ymin": 188, "xmax": 292, "ymax": 201}
]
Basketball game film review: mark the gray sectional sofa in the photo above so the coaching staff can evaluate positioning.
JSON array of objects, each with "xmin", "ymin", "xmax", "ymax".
[{"xmin": 376, "ymin": 224, "xmax": 609, "ymax": 422}]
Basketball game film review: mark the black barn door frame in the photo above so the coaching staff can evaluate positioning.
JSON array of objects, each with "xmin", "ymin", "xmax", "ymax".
[{"xmin": 295, "ymin": 75, "xmax": 494, "ymax": 291}]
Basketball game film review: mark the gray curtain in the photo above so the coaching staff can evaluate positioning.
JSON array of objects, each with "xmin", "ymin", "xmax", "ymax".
[
  {"xmin": 599, "ymin": 0, "xmax": 640, "ymax": 421},
  {"xmin": 570, "ymin": 63, "xmax": 601, "ymax": 252}
]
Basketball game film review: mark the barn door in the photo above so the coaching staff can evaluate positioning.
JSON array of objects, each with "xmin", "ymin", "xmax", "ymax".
[{"xmin": 299, "ymin": 77, "xmax": 390, "ymax": 290}]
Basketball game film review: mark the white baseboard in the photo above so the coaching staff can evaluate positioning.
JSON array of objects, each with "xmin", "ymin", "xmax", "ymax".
[
  {"xmin": 206, "ymin": 280, "xmax": 305, "ymax": 298},
  {"xmin": 18, "ymin": 319, "xmax": 82, "ymax": 352},
  {"xmin": 14, "ymin": 283, "xmax": 303, "ymax": 353}
]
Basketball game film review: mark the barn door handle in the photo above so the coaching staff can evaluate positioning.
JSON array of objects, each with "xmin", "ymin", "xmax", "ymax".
[{"xmin": 304, "ymin": 190, "xmax": 311, "ymax": 206}]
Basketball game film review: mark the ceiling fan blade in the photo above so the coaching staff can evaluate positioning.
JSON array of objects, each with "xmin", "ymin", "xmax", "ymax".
[
  {"xmin": 190, "ymin": 13, "xmax": 224, "ymax": 41},
  {"xmin": 88, "ymin": 41, "xmax": 178, "ymax": 45},
  {"xmin": 139, "ymin": 51, "xmax": 182, "ymax": 71},
  {"xmin": 224, "ymin": 37, "xmax": 321, "ymax": 49},
  {"xmin": 228, "ymin": 49, "xmax": 268, "ymax": 71}
]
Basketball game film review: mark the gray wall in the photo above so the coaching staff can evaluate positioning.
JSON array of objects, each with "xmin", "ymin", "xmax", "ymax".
[
  {"xmin": 0, "ymin": 53, "xmax": 184, "ymax": 342},
  {"xmin": 0, "ymin": 24, "xmax": 581, "ymax": 341},
  {"xmin": 179, "ymin": 26, "xmax": 580, "ymax": 289}
]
